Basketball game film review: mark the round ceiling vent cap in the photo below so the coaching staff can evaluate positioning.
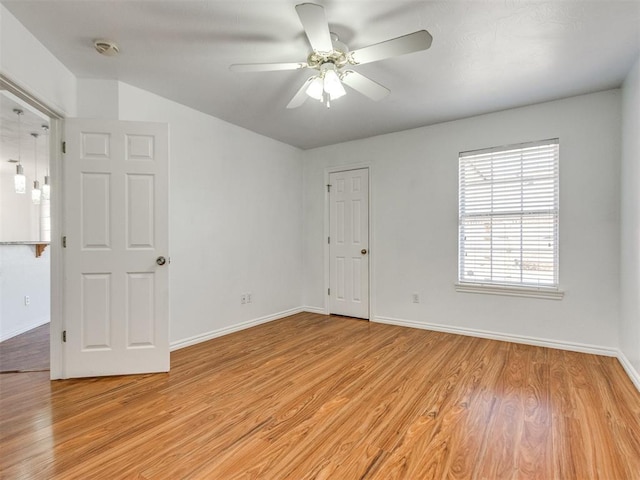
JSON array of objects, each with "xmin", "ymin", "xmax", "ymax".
[{"xmin": 94, "ymin": 40, "xmax": 119, "ymax": 56}]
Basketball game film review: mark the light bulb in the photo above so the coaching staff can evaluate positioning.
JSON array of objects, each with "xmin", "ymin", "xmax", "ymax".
[
  {"xmin": 306, "ymin": 76, "xmax": 324, "ymax": 100},
  {"xmin": 323, "ymin": 67, "xmax": 346, "ymax": 100},
  {"xmin": 32, "ymin": 180, "xmax": 41, "ymax": 205},
  {"xmin": 42, "ymin": 175, "xmax": 51, "ymax": 201},
  {"xmin": 15, "ymin": 164, "xmax": 26, "ymax": 194}
]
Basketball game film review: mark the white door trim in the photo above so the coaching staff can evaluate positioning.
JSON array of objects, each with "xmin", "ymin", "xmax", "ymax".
[
  {"xmin": 323, "ymin": 163, "xmax": 374, "ymax": 320},
  {"xmin": 49, "ymin": 117, "xmax": 64, "ymax": 379},
  {"xmin": 0, "ymin": 75, "xmax": 64, "ymax": 379}
]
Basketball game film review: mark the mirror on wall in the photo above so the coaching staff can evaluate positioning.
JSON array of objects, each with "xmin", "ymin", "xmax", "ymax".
[{"xmin": 0, "ymin": 91, "xmax": 51, "ymax": 242}]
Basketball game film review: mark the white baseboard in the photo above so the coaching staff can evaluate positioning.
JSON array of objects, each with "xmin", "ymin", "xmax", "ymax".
[
  {"xmin": 0, "ymin": 318, "xmax": 50, "ymax": 343},
  {"xmin": 168, "ymin": 310, "xmax": 640, "ymax": 394},
  {"xmin": 170, "ymin": 307, "xmax": 304, "ymax": 351},
  {"xmin": 373, "ymin": 315, "xmax": 619, "ymax": 357},
  {"xmin": 301, "ymin": 306, "xmax": 326, "ymax": 315},
  {"xmin": 616, "ymin": 350, "xmax": 640, "ymax": 392}
]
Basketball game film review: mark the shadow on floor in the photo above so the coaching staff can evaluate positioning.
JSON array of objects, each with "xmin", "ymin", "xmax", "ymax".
[{"xmin": 0, "ymin": 324, "xmax": 49, "ymax": 373}]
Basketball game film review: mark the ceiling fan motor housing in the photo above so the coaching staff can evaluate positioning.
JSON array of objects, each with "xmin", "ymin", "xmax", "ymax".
[{"xmin": 307, "ymin": 33, "xmax": 349, "ymax": 70}]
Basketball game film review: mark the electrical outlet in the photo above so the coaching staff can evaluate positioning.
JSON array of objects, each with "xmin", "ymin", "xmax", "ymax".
[
  {"xmin": 241, "ymin": 294, "xmax": 247, "ymax": 305},
  {"xmin": 412, "ymin": 293, "xmax": 419, "ymax": 304},
  {"xmin": 24, "ymin": 295, "xmax": 30, "ymax": 306},
  {"xmin": 247, "ymin": 293, "xmax": 252, "ymax": 304}
]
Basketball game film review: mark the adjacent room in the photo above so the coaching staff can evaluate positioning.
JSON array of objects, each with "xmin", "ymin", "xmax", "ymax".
[
  {"xmin": 0, "ymin": 95, "xmax": 51, "ymax": 374},
  {"xmin": 1, "ymin": 1, "xmax": 639, "ymax": 478}
]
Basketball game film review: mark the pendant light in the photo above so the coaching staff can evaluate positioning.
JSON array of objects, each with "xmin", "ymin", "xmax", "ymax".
[
  {"xmin": 42, "ymin": 173, "xmax": 51, "ymax": 201},
  {"xmin": 31, "ymin": 133, "xmax": 41, "ymax": 205},
  {"xmin": 41, "ymin": 125, "xmax": 50, "ymax": 201},
  {"xmin": 13, "ymin": 109, "xmax": 26, "ymax": 194}
]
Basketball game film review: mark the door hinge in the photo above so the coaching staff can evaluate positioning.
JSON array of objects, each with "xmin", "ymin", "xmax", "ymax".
[
  {"xmin": 62, "ymin": 236, "xmax": 67, "ymax": 248},
  {"xmin": 328, "ymin": 288, "xmax": 330, "ymax": 295},
  {"xmin": 327, "ymin": 184, "xmax": 331, "ymax": 192},
  {"xmin": 62, "ymin": 141, "xmax": 66, "ymax": 154},
  {"xmin": 62, "ymin": 330, "xmax": 67, "ymax": 343},
  {"xmin": 328, "ymin": 236, "xmax": 330, "ymax": 244}
]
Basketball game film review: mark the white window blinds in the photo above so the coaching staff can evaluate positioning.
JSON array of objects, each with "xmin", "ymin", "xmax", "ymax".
[{"xmin": 458, "ymin": 139, "xmax": 559, "ymax": 289}]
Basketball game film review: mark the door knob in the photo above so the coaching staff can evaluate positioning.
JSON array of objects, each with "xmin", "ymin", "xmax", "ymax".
[
  {"xmin": 361, "ymin": 249, "xmax": 368, "ymax": 255},
  {"xmin": 156, "ymin": 256, "xmax": 167, "ymax": 266}
]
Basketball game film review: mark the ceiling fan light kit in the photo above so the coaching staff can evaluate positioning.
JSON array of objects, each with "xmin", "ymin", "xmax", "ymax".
[
  {"xmin": 230, "ymin": 2, "xmax": 432, "ymax": 109},
  {"xmin": 304, "ymin": 62, "xmax": 347, "ymax": 108}
]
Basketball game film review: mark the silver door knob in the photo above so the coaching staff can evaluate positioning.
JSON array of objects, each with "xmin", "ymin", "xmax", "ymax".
[
  {"xmin": 361, "ymin": 249, "xmax": 368, "ymax": 255},
  {"xmin": 156, "ymin": 256, "xmax": 167, "ymax": 266}
]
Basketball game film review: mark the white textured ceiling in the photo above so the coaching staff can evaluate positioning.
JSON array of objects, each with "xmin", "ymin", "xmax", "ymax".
[{"xmin": 2, "ymin": 0, "xmax": 639, "ymax": 149}]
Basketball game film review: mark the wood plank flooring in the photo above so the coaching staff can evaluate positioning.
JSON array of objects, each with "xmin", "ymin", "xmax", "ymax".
[
  {"xmin": 0, "ymin": 324, "xmax": 49, "ymax": 373},
  {"xmin": 1, "ymin": 312, "xmax": 639, "ymax": 479}
]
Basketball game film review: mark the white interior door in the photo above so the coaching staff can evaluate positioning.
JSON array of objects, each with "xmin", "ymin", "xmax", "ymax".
[
  {"xmin": 329, "ymin": 168, "xmax": 369, "ymax": 319},
  {"xmin": 63, "ymin": 119, "xmax": 169, "ymax": 378}
]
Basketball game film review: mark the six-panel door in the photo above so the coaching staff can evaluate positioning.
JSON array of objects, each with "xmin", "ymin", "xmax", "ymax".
[
  {"xmin": 329, "ymin": 168, "xmax": 369, "ymax": 319},
  {"xmin": 64, "ymin": 119, "xmax": 169, "ymax": 377}
]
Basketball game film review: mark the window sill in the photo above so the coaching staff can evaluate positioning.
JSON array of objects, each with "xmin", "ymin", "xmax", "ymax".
[{"xmin": 454, "ymin": 283, "xmax": 564, "ymax": 300}]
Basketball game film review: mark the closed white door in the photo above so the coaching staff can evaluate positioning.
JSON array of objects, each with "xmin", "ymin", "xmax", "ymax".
[
  {"xmin": 329, "ymin": 168, "xmax": 369, "ymax": 319},
  {"xmin": 63, "ymin": 119, "xmax": 169, "ymax": 378}
]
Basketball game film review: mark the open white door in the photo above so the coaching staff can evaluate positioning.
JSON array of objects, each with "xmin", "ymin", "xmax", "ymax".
[
  {"xmin": 63, "ymin": 119, "xmax": 169, "ymax": 378},
  {"xmin": 329, "ymin": 168, "xmax": 369, "ymax": 319}
]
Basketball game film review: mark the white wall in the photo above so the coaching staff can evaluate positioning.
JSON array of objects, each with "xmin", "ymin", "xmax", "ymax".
[
  {"xmin": 0, "ymin": 4, "xmax": 76, "ymax": 116},
  {"xmin": 76, "ymin": 79, "xmax": 119, "ymax": 119},
  {"xmin": 303, "ymin": 91, "xmax": 621, "ymax": 351},
  {"xmin": 117, "ymin": 83, "xmax": 304, "ymax": 345},
  {"xmin": 621, "ymin": 57, "xmax": 640, "ymax": 379},
  {"xmin": 0, "ymin": 245, "xmax": 50, "ymax": 341}
]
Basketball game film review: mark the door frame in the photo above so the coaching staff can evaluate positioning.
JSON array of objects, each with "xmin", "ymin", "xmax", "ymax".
[
  {"xmin": 0, "ymin": 75, "xmax": 64, "ymax": 379},
  {"xmin": 323, "ymin": 163, "xmax": 374, "ymax": 319}
]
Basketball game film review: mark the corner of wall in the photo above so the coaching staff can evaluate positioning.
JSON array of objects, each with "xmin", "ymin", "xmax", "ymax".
[
  {"xmin": 620, "ymin": 55, "xmax": 640, "ymax": 382},
  {"xmin": 0, "ymin": 4, "xmax": 77, "ymax": 116},
  {"xmin": 617, "ymin": 349, "xmax": 640, "ymax": 392}
]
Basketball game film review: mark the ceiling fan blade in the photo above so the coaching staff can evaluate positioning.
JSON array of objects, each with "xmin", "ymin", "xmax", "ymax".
[
  {"xmin": 349, "ymin": 30, "xmax": 433, "ymax": 65},
  {"xmin": 341, "ymin": 71, "xmax": 390, "ymax": 101},
  {"xmin": 286, "ymin": 77, "xmax": 316, "ymax": 109},
  {"xmin": 230, "ymin": 62, "xmax": 307, "ymax": 72},
  {"xmin": 295, "ymin": 3, "xmax": 333, "ymax": 53}
]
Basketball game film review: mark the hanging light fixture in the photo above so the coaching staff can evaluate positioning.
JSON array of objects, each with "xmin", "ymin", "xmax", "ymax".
[
  {"xmin": 13, "ymin": 109, "xmax": 26, "ymax": 194},
  {"xmin": 305, "ymin": 62, "xmax": 347, "ymax": 108},
  {"xmin": 31, "ymin": 133, "xmax": 41, "ymax": 205},
  {"xmin": 42, "ymin": 174, "xmax": 51, "ymax": 201},
  {"xmin": 41, "ymin": 125, "xmax": 50, "ymax": 201}
]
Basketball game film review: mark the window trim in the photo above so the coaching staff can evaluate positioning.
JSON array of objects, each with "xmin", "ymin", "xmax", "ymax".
[
  {"xmin": 457, "ymin": 138, "xmax": 561, "ymax": 296},
  {"xmin": 454, "ymin": 282, "xmax": 564, "ymax": 300}
]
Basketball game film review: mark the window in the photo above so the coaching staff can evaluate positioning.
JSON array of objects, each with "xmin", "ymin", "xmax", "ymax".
[{"xmin": 457, "ymin": 139, "xmax": 560, "ymax": 295}]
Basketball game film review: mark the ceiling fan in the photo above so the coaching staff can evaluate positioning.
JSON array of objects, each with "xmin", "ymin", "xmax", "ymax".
[{"xmin": 229, "ymin": 3, "xmax": 433, "ymax": 109}]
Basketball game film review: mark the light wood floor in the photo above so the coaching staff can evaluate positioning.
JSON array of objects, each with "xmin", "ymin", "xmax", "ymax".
[{"xmin": 1, "ymin": 312, "xmax": 639, "ymax": 479}]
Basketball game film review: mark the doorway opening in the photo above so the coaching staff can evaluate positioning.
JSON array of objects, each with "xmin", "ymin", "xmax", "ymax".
[{"xmin": 0, "ymin": 75, "xmax": 62, "ymax": 376}]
